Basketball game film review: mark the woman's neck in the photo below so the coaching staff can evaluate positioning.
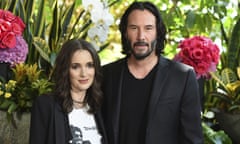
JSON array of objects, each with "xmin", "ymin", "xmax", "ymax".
[{"xmin": 70, "ymin": 90, "xmax": 86, "ymax": 108}]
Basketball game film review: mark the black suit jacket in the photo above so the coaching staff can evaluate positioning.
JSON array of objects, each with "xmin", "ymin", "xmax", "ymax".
[
  {"xmin": 30, "ymin": 94, "xmax": 108, "ymax": 144},
  {"xmin": 102, "ymin": 56, "xmax": 203, "ymax": 144}
]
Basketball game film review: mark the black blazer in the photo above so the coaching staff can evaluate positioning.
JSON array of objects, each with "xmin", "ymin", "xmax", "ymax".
[
  {"xmin": 30, "ymin": 94, "xmax": 108, "ymax": 144},
  {"xmin": 102, "ymin": 56, "xmax": 203, "ymax": 144}
]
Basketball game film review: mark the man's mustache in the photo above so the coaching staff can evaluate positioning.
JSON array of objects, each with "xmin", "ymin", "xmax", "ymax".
[{"xmin": 134, "ymin": 41, "xmax": 149, "ymax": 47}]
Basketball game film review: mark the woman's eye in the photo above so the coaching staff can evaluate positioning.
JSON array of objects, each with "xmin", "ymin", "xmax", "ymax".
[
  {"xmin": 71, "ymin": 64, "xmax": 79, "ymax": 69},
  {"xmin": 87, "ymin": 62, "xmax": 94, "ymax": 68}
]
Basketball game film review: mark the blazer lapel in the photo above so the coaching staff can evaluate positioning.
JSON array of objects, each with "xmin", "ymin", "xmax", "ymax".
[
  {"xmin": 54, "ymin": 102, "xmax": 71, "ymax": 144},
  {"xmin": 111, "ymin": 59, "xmax": 126, "ymax": 144},
  {"xmin": 147, "ymin": 57, "xmax": 171, "ymax": 127}
]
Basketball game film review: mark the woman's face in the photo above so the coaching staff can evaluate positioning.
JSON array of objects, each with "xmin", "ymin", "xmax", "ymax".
[{"xmin": 69, "ymin": 49, "xmax": 95, "ymax": 93}]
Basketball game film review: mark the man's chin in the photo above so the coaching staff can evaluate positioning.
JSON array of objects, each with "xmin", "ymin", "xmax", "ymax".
[{"xmin": 132, "ymin": 52, "xmax": 151, "ymax": 60}]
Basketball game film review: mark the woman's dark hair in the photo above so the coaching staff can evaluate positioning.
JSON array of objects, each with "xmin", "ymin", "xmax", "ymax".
[
  {"xmin": 119, "ymin": 1, "xmax": 167, "ymax": 56},
  {"xmin": 51, "ymin": 38, "xmax": 102, "ymax": 114}
]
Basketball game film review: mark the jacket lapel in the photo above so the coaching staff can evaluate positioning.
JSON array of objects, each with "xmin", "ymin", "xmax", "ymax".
[
  {"xmin": 113, "ymin": 60, "xmax": 126, "ymax": 144},
  {"xmin": 147, "ymin": 57, "xmax": 171, "ymax": 127},
  {"xmin": 54, "ymin": 101, "xmax": 71, "ymax": 144}
]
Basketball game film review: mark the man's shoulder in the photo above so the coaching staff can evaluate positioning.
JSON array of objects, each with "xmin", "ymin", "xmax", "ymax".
[
  {"xmin": 103, "ymin": 58, "xmax": 126, "ymax": 69},
  {"xmin": 172, "ymin": 61, "xmax": 194, "ymax": 72},
  {"xmin": 160, "ymin": 56, "xmax": 194, "ymax": 73}
]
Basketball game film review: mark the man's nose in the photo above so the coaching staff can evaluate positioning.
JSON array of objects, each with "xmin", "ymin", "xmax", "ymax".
[{"xmin": 137, "ymin": 29, "xmax": 145, "ymax": 41}]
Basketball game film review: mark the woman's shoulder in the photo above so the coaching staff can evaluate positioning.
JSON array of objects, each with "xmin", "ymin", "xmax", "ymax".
[{"xmin": 33, "ymin": 93, "xmax": 56, "ymax": 108}]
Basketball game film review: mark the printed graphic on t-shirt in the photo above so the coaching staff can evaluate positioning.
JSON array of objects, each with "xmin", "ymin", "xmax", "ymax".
[
  {"xmin": 68, "ymin": 108, "xmax": 102, "ymax": 144},
  {"xmin": 69, "ymin": 125, "xmax": 91, "ymax": 144}
]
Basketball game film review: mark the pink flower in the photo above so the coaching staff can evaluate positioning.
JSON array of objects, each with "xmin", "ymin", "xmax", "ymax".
[
  {"xmin": 0, "ymin": 9, "xmax": 25, "ymax": 49},
  {"xmin": 174, "ymin": 36, "xmax": 220, "ymax": 79},
  {"xmin": 0, "ymin": 9, "xmax": 28, "ymax": 66},
  {"xmin": 0, "ymin": 36, "xmax": 28, "ymax": 66},
  {"xmin": 1, "ymin": 31, "xmax": 16, "ymax": 48}
]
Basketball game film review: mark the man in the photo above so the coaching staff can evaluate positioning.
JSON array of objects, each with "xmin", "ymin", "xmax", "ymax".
[{"xmin": 102, "ymin": 1, "xmax": 203, "ymax": 144}]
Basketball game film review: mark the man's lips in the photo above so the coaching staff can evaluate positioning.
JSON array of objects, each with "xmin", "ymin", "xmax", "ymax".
[{"xmin": 134, "ymin": 41, "xmax": 148, "ymax": 47}]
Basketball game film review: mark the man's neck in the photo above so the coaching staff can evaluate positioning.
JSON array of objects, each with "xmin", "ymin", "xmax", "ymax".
[{"xmin": 127, "ymin": 53, "xmax": 158, "ymax": 79}]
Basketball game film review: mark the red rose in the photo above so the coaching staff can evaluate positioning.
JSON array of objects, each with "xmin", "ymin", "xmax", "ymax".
[
  {"xmin": 12, "ymin": 17, "xmax": 25, "ymax": 31},
  {"xmin": 0, "ymin": 19, "xmax": 12, "ymax": 32},
  {"xmin": 0, "ymin": 9, "xmax": 26, "ymax": 49},
  {"xmin": 1, "ymin": 32, "xmax": 16, "ymax": 48},
  {"xmin": 174, "ymin": 36, "xmax": 220, "ymax": 79},
  {"xmin": 195, "ymin": 62, "xmax": 210, "ymax": 77},
  {"xmin": 0, "ymin": 9, "xmax": 4, "ymax": 18},
  {"xmin": 191, "ymin": 48, "xmax": 204, "ymax": 60},
  {"xmin": 2, "ymin": 10, "xmax": 16, "ymax": 22},
  {"xmin": 11, "ymin": 22, "xmax": 22, "ymax": 35}
]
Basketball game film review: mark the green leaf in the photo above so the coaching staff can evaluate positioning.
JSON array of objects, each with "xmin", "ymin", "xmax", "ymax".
[
  {"xmin": 33, "ymin": 37, "xmax": 51, "ymax": 63},
  {"xmin": 25, "ymin": 0, "xmax": 34, "ymax": 25},
  {"xmin": 209, "ymin": 92, "xmax": 232, "ymax": 104},
  {"xmin": 222, "ymin": 68, "xmax": 238, "ymax": 84},
  {"xmin": 49, "ymin": 1, "xmax": 59, "ymax": 51},
  {"xmin": 61, "ymin": 2, "xmax": 75, "ymax": 37},
  {"xmin": 50, "ymin": 52, "xmax": 57, "ymax": 67},
  {"xmin": 34, "ymin": 0, "xmax": 45, "ymax": 36},
  {"xmin": 228, "ymin": 105, "xmax": 240, "ymax": 112},
  {"xmin": 227, "ymin": 18, "xmax": 240, "ymax": 70},
  {"xmin": 202, "ymin": 122, "xmax": 232, "ymax": 144},
  {"xmin": 185, "ymin": 10, "xmax": 196, "ymax": 29},
  {"xmin": 0, "ymin": 100, "xmax": 12, "ymax": 109},
  {"xmin": 8, "ymin": 102, "xmax": 18, "ymax": 114}
]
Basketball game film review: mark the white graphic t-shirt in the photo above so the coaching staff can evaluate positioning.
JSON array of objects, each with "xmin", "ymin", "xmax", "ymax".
[{"xmin": 68, "ymin": 107, "xmax": 102, "ymax": 144}]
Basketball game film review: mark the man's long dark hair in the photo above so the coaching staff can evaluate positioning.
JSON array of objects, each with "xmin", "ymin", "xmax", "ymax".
[
  {"xmin": 51, "ymin": 38, "xmax": 102, "ymax": 114},
  {"xmin": 119, "ymin": 1, "xmax": 167, "ymax": 56}
]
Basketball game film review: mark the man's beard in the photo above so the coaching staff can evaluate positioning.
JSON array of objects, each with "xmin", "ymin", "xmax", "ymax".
[{"xmin": 127, "ymin": 40, "xmax": 157, "ymax": 60}]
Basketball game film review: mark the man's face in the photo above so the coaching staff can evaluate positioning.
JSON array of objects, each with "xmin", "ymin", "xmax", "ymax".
[{"xmin": 126, "ymin": 9, "xmax": 157, "ymax": 60}]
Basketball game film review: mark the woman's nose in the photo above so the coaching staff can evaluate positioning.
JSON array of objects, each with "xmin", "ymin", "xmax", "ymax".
[{"xmin": 80, "ymin": 68, "xmax": 86, "ymax": 77}]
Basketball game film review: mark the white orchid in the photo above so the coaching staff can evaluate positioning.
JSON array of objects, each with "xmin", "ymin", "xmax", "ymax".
[
  {"xmin": 90, "ymin": 7, "xmax": 114, "ymax": 27},
  {"xmin": 82, "ymin": 0, "xmax": 103, "ymax": 12},
  {"xmin": 82, "ymin": 0, "xmax": 114, "ymax": 50},
  {"xmin": 88, "ymin": 24, "xmax": 109, "ymax": 42}
]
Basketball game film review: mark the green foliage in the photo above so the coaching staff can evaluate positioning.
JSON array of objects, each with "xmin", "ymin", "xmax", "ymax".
[
  {"xmin": 107, "ymin": 0, "xmax": 239, "ymax": 62},
  {"xmin": 225, "ymin": 18, "xmax": 240, "ymax": 70},
  {"xmin": 0, "ymin": 0, "xmax": 97, "ymax": 76},
  {"xmin": 0, "ymin": 64, "xmax": 53, "ymax": 126},
  {"xmin": 209, "ymin": 67, "xmax": 240, "ymax": 113},
  {"xmin": 202, "ymin": 122, "xmax": 232, "ymax": 144}
]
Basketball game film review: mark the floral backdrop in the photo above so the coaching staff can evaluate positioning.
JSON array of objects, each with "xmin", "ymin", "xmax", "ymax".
[{"xmin": 0, "ymin": 0, "xmax": 114, "ymax": 124}]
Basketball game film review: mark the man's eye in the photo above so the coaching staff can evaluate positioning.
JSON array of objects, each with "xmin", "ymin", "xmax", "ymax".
[
  {"xmin": 146, "ymin": 26, "xmax": 154, "ymax": 30},
  {"xmin": 129, "ymin": 26, "xmax": 137, "ymax": 30}
]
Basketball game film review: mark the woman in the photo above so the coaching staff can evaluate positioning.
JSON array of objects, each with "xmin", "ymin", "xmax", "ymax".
[{"xmin": 29, "ymin": 39, "xmax": 107, "ymax": 144}]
